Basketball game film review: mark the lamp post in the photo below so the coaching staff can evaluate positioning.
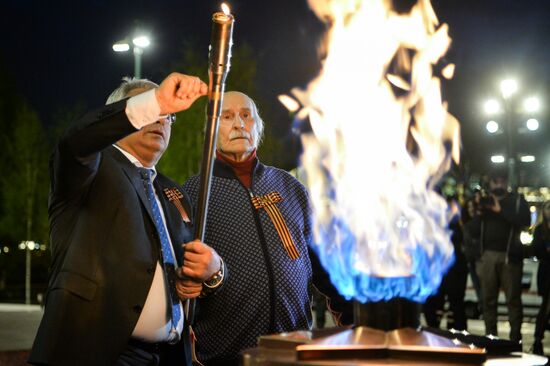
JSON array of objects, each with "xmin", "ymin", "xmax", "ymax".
[
  {"xmin": 502, "ymin": 79, "xmax": 517, "ymax": 189},
  {"xmin": 19, "ymin": 240, "xmax": 37, "ymax": 304},
  {"xmin": 484, "ymin": 78, "xmax": 541, "ymax": 189},
  {"xmin": 112, "ymin": 35, "xmax": 151, "ymax": 78}
]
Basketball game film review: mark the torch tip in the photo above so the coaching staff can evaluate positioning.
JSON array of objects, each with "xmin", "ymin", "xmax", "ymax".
[{"xmin": 221, "ymin": 3, "xmax": 230, "ymax": 15}]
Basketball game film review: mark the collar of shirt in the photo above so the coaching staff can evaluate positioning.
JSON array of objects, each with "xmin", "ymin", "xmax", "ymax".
[{"xmin": 113, "ymin": 144, "xmax": 157, "ymax": 180}]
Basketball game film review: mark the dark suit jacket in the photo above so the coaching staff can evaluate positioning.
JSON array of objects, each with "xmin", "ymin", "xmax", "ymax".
[{"xmin": 29, "ymin": 100, "xmax": 194, "ymax": 366}]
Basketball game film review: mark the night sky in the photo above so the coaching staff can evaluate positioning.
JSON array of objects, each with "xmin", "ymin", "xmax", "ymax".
[{"xmin": 1, "ymin": 0, "xmax": 549, "ymax": 185}]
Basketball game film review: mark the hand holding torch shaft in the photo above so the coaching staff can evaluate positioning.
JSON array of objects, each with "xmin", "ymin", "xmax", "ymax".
[{"xmin": 185, "ymin": 7, "xmax": 234, "ymax": 326}]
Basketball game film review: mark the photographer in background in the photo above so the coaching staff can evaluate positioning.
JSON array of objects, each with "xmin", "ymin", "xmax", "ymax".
[
  {"xmin": 462, "ymin": 197, "xmax": 483, "ymax": 317},
  {"xmin": 469, "ymin": 169, "xmax": 530, "ymax": 343}
]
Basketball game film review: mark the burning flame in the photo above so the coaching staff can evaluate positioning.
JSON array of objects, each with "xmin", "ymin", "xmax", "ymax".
[
  {"xmin": 290, "ymin": 0, "xmax": 460, "ymax": 303},
  {"xmin": 221, "ymin": 3, "xmax": 230, "ymax": 15}
]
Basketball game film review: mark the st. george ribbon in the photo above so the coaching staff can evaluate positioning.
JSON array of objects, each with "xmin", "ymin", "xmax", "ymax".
[{"xmin": 185, "ymin": 3, "xmax": 234, "ymax": 325}]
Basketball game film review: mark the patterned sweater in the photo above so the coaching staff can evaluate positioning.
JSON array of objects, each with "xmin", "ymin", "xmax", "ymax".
[{"xmin": 184, "ymin": 159, "xmax": 314, "ymax": 363}]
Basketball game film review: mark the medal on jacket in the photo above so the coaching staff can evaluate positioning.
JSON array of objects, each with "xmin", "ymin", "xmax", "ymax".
[
  {"xmin": 163, "ymin": 188, "xmax": 190, "ymax": 223},
  {"xmin": 251, "ymin": 191, "xmax": 300, "ymax": 260}
]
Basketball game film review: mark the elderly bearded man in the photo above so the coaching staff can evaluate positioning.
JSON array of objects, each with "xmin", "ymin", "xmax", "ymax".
[{"xmin": 184, "ymin": 91, "xmax": 350, "ymax": 365}]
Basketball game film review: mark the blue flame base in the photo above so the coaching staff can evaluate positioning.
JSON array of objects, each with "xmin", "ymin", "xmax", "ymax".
[{"xmin": 312, "ymin": 217, "xmax": 455, "ymax": 304}]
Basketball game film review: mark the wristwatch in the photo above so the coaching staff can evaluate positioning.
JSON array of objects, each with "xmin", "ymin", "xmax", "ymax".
[{"xmin": 201, "ymin": 258, "xmax": 225, "ymax": 297}]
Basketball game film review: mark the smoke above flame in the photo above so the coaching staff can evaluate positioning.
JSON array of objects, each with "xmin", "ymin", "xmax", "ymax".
[{"xmin": 286, "ymin": 0, "xmax": 460, "ymax": 302}]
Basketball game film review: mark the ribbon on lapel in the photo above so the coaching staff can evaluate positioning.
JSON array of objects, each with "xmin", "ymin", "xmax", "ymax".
[
  {"xmin": 163, "ymin": 188, "xmax": 190, "ymax": 223},
  {"xmin": 251, "ymin": 191, "xmax": 300, "ymax": 260}
]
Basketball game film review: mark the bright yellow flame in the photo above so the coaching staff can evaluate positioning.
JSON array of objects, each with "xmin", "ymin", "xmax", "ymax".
[
  {"xmin": 297, "ymin": 0, "xmax": 459, "ymax": 278},
  {"xmin": 278, "ymin": 94, "xmax": 300, "ymax": 113},
  {"xmin": 441, "ymin": 63, "xmax": 455, "ymax": 80},
  {"xmin": 221, "ymin": 3, "xmax": 230, "ymax": 15}
]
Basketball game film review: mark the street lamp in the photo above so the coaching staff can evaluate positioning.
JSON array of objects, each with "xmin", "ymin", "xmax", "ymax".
[
  {"xmin": 491, "ymin": 155, "xmax": 506, "ymax": 164},
  {"xmin": 500, "ymin": 79, "xmax": 518, "ymax": 99},
  {"xmin": 526, "ymin": 118, "xmax": 539, "ymax": 131},
  {"xmin": 19, "ymin": 240, "xmax": 39, "ymax": 304},
  {"xmin": 520, "ymin": 155, "xmax": 536, "ymax": 163},
  {"xmin": 524, "ymin": 97, "xmax": 540, "ymax": 113},
  {"xmin": 484, "ymin": 99, "xmax": 500, "ymax": 115},
  {"xmin": 486, "ymin": 120, "xmax": 499, "ymax": 134},
  {"xmin": 112, "ymin": 34, "xmax": 151, "ymax": 78},
  {"xmin": 483, "ymin": 78, "xmax": 542, "ymax": 189}
]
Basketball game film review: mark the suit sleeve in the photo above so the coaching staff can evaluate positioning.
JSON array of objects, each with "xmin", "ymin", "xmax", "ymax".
[{"xmin": 50, "ymin": 100, "xmax": 138, "ymax": 201}]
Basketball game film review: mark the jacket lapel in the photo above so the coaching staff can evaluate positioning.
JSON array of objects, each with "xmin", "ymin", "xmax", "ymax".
[
  {"xmin": 155, "ymin": 182, "xmax": 182, "ymax": 266},
  {"xmin": 155, "ymin": 177, "xmax": 195, "ymax": 266},
  {"xmin": 107, "ymin": 147, "xmax": 156, "ymax": 224},
  {"xmin": 107, "ymin": 147, "xmax": 193, "ymax": 266}
]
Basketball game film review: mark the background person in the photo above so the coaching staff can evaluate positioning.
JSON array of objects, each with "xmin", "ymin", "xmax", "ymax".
[
  {"xmin": 462, "ymin": 196, "xmax": 483, "ymax": 317},
  {"xmin": 532, "ymin": 200, "xmax": 550, "ymax": 355},
  {"xmin": 469, "ymin": 169, "xmax": 530, "ymax": 343}
]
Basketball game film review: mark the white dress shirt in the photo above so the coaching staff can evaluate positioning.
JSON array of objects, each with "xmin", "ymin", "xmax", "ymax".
[{"xmin": 114, "ymin": 90, "xmax": 184, "ymax": 342}]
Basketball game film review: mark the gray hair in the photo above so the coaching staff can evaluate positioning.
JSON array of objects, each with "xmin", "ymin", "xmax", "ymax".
[
  {"xmin": 106, "ymin": 77, "xmax": 159, "ymax": 105},
  {"xmin": 249, "ymin": 96, "xmax": 265, "ymax": 148}
]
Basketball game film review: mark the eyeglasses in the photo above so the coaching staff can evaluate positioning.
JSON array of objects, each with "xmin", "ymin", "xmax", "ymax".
[{"xmin": 160, "ymin": 113, "xmax": 177, "ymax": 125}]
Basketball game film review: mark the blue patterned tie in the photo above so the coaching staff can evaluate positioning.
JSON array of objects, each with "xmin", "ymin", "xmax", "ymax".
[{"xmin": 139, "ymin": 168, "xmax": 182, "ymax": 343}]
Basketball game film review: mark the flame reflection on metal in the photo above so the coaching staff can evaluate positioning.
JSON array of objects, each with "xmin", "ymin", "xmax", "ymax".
[{"xmin": 296, "ymin": 327, "xmax": 486, "ymax": 364}]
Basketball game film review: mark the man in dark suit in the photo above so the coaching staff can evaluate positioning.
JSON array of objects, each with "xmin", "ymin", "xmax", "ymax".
[{"xmin": 29, "ymin": 73, "xmax": 225, "ymax": 366}]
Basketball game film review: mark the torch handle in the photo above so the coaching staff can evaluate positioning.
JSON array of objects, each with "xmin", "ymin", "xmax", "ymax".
[
  {"xmin": 185, "ymin": 8, "xmax": 233, "ymax": 328},
  {"xmin": 193, "ymin": 88, "xmax": 225, "ymax": 241},
  {"xmin": 185, "ymin": 79, "xmax": 227, "ymax": 326}
]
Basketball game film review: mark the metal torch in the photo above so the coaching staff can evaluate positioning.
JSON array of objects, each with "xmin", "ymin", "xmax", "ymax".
[{"xmin": 185, "ymin": 5, "xmax": 234, "ymax": 326}]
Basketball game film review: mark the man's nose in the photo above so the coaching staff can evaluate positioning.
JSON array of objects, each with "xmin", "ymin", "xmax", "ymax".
[{"xmin": 232, "ymin": 116, "xmax": 245, "ymax": 129}]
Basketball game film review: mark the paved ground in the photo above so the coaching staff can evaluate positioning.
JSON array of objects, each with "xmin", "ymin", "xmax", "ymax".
[
  {"xmin": 0, "ymin": 303, "xmax": 548, "ymax": 365},
  {"xmin": 0, "ymin": 304, "xmax": 41, "ymax": 353}
]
